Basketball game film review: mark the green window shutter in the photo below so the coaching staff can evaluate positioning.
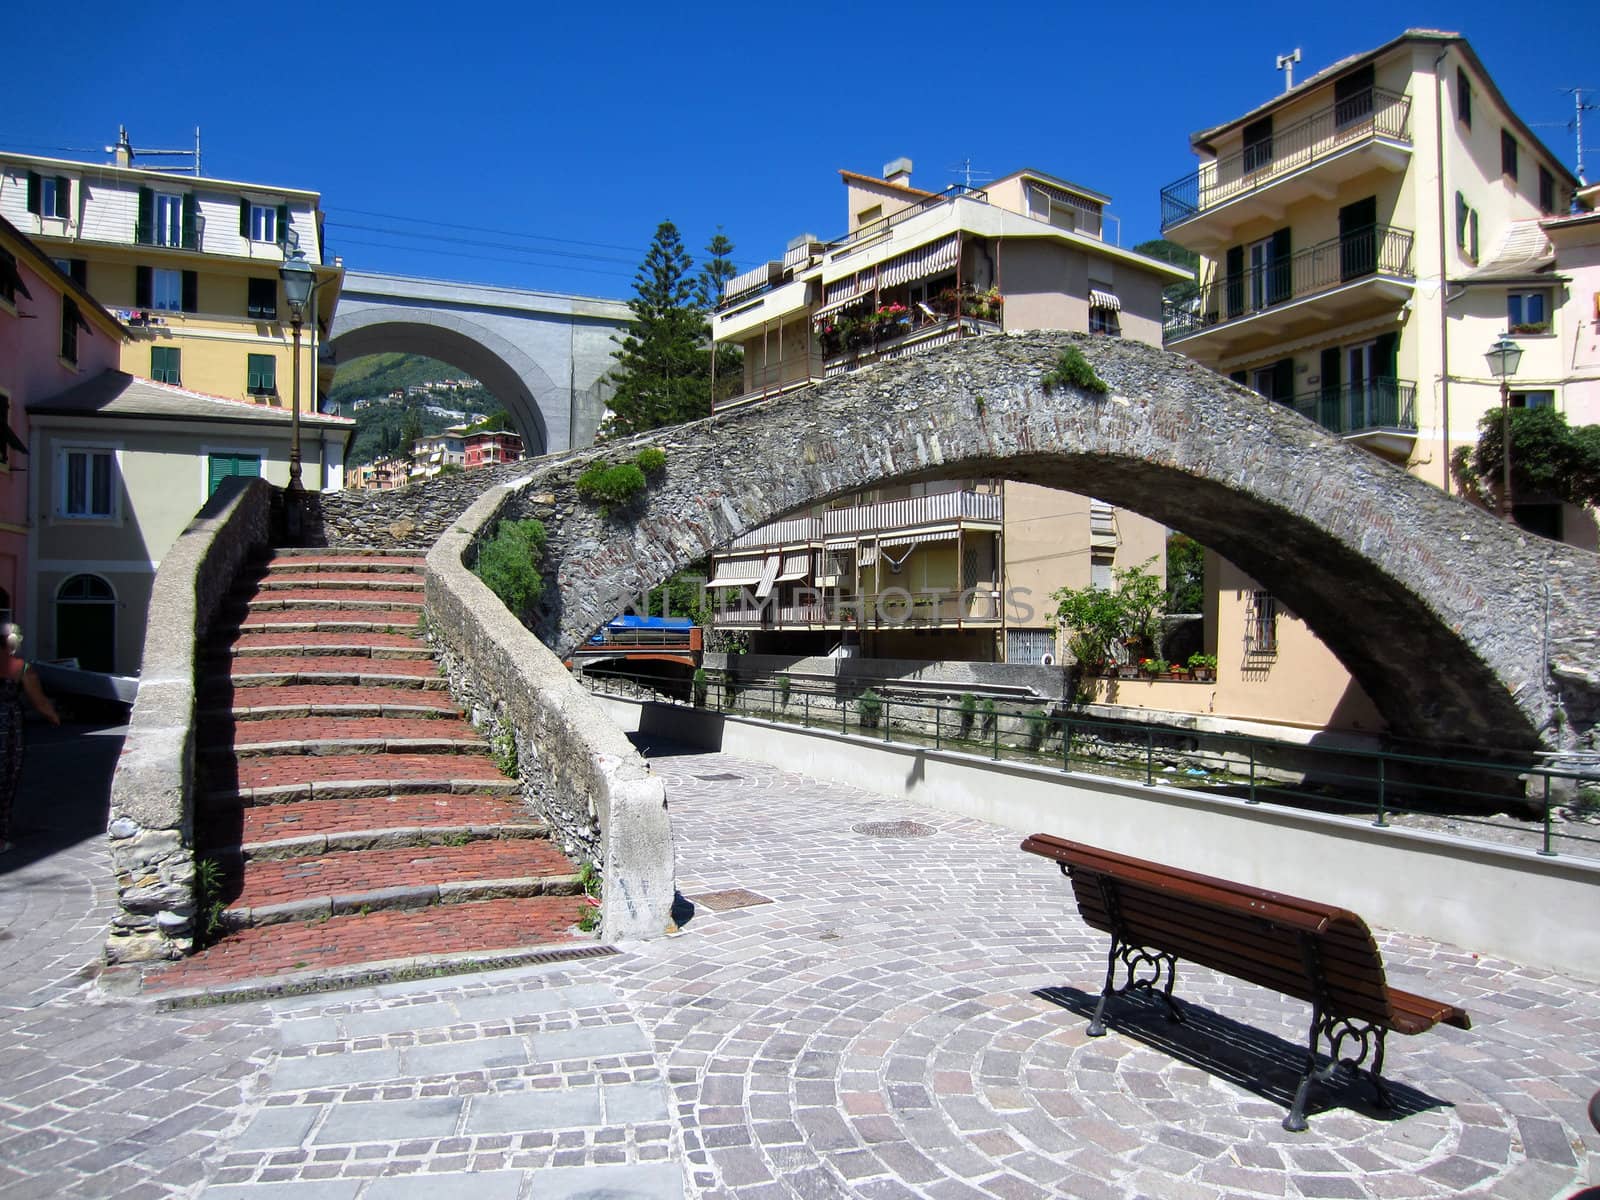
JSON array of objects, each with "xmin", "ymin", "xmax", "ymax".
[
  {"xmin": 240, "ymin": 199, "xmax": 251, "ymax": 238},
  {"xmin": 277, "ymin": 204, "xmax": 291, "ymax": 247},
  {"xmin": 137, "ymin": 188, "xmax": 153, "ymax": 243},
  {"xmin": 1271, "ymin": 358, "xmax": 1295, "ymax": 402},
  {"xmin": 247, "ymin": 354, "xmax": 277, "ymax": 394},
  {"xmin": 1374, "ymin": 332, "xmax": 1399, "ymax": 379},
  {"xmin": 1224, "ymin": 245, "xmax": 1245, "ymax": 317},
  {"xmin": 1268, "ymin": 228, "xmax": 1292, "ymax": 304},
  {"xmin": 56, "ymin": 177, "xmax": 71, "ymax": 217},
  {"xmin": 181, "ymin": 270, "xmax": 198, "ymax": 314},
  {"xmin": 69, "ymin": 259, "xmax": 87, "ymax": 287},
  {"xmin": 181, "ymin": 193, "xmax": 198, "ymax": 249},
  {"xmin": 26, "ymin": 172, "xmax": 41, "ymax": 215},
  {"xmin": 135, "ymin": 265, "xmax": 152, "ymax": 309}
]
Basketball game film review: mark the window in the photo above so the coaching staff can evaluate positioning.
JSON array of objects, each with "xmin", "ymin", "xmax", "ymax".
[
  {"xmin": 1510, "ymin": 390, "xmax": 1555, "ymax": 409},
  {"xmin": 1248, "ymin": 591, "xmax": 1278, "ymax": 655},
  {"xmin": 26, "ymin": 172, "xmax": 70, "ymax": 219},
  {"xmin": 247, "ymin": 354, "xmax": 277, "ymax": 396},
  {"xmin": 1089, "ymin": 306, "xmax": 1120, "ymax": 335},
  {"xmin": 207, "ymin": 453, "xmax": 261, "ymax": 497},
  {"xmin": 247, "ymin": 277, "xmax": 278, "ymax": 320},
  {"xmin": 856, "ymin": 204, "xmax": 882, "ymax": 227},
  {"xmin": 1248, "ymin": 236, "xmax": 1273, "ymax": 310},
  {"xmin": 0, "ymin": 248, "xmax": 22, "ymax": 308},
  {"xmin": 1047, "ymin": 200, "xmax": 1077, "ymax": 232},
  {"xmin": 1539, "ymin": 167, "xmax": 1557, "ymax": 214},
  {"xmin": 61, "ymin": 448, "xmax": 116, "ymax": 518},
  {"xmin": 249, "ymin": 204, "xmax": 277, "ymax": 243},
  {"xmin": 153, "ymin": 193, "xmax": 184, "ymax": 246},
  {"xmin": 60, "ymin": 299, "xmax": 80, "ymax": 364},
  {"xmin": 1501, "ymin": 130, "xmax": 1519, "ymax": 181},
  {"xmin": 150, "ymin": 346, "xmax": 181, "ymax": 385},
  {"xmin": 1507, "ymin": 290, "xmax": 1552, "ymax": 334},
  {"xmin": 151, "ymin": 268, "xmax": 183, "ymax": 312},
  {"xmin": 56, "ymin": 574, "xmax": 116, "ymax": 673},
  {"xmin": 1455, "ymin": 192, "xmax": 1479, "ymax": 262},
  {"xmin": 1457, "ymin": 67, "xmax": 1472, "ymax": 127}
]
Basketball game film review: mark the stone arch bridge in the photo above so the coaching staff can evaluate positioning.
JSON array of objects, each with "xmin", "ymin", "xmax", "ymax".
[{"xmin": 329, "ymin": 331, "xmax": 1600, "ymax": 752}]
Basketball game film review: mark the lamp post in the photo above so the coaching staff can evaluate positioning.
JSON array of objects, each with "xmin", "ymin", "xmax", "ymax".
[
  {"xmin": 1484, "ymin": 334, "xmax": 1524, "ymax": 522},
  {"xmin": 278, "ymin": 251, "xmax": 315, "ymax": 543}
]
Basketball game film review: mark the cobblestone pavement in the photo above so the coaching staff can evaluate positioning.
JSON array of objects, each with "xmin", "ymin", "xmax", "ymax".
[{"xmin": 3, "ymin": 737, "xmax": 1598, "ymax": 1198}]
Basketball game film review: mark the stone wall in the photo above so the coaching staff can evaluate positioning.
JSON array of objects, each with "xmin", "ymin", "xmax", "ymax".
[
  {"xmin": 422, "ymin": 479, "xmax": 675, "ymax": 941},
  {"xmin": 104, "ymin": 477, "xmax": 273, "ymax": 965},
  {"xmin": 313, "ymin": 461, "xmax": 536, "ymax": 550},
  {"xmin": 708, "ymin": 652, "xmax": 1070, "ymax": 702}
]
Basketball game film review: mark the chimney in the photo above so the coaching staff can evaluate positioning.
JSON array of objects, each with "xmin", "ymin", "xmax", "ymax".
[
  {"xmin": 883, "ymin": 157, "xmax": 914, "ymax": 188},
  {"xmin": 112, "ymin": 125, "xmax": 134, "ymax": 168}
]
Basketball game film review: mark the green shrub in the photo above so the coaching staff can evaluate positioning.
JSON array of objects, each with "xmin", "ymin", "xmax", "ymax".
[
  {"xmin": 777, "ymin": 675, "xmax": 791, "ymax": 707},
  {"xmin": 981, "ymin": 699, "xmax": 997, "ymax": 734},
  {"xmin": 959, "ymin": 692, "xmax": 977, "ymax": 735},
  {"xmin": 475, "ymin": 519, "xmax": 547, "ymax": 617},
  {"xmin": 1042, "ymin": 346, "xmax": 1110, "ymax": 395},
  {"xmin": 634, "ymin": 447, "xmax": 667, "ymax": 474},
  {"xmin": 194, "ymin": 856, "xmax": 227, "ymax": 942},
  {"xmin": 857, "ymin": 689, "xmax": 883, "ymax": 729},
  {"xmin": 1025, "ymin": 709, "xmax": 1049, "ymax": 750},
  {"xmin": 576, "ymin": 462, "xmax": 648, "ymax": 509},
  {"xmin": 692, "ymin": 667, "xmax": 708, "ymax": 707},
  {"xmin": 491, "ymin": 728, "xmax": 518, "ymax": 777}
]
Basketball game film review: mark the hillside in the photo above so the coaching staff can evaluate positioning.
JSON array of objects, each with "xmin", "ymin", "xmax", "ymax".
[
  {"xmin": 328, "ymin": 353, "xmax": 473, "ymax": 406},
  {"xmin": 330, "ymin": 353, "xmax": 504, "ymax": 467}
]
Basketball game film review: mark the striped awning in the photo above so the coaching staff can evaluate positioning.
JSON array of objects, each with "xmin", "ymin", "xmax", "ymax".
[
  {"xmin": 814, "ymin": 291, "xmax": 873, "ymax": 321},
  {"xmin": 754, "ymin": 554, "xmax": 782, "ymax": 599},
  {"xmin": 878, "ymin": 234, "xmax": 959, "ymax": 290},
  {"xmin": 1088, "ymin": 288, "xmax": 1121, "ymax": 311},
  {"xmin": 725, "ymin": 261, "xmax": 780, "ymax": 301},
  {"xmin": 707, "ymin": 556, "xmax": 766, "ymax": 588},
  {"xmin": 879, "ymin": 529, "xmax": 961, "ymax": 550},
  {"xmin": 774, "ymin": 551, "xmax": 811, "ymax": 582}
]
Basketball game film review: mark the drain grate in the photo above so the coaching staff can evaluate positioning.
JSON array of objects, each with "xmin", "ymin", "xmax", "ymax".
[
  {"xmin": 695, "ymin": 773, "xmax": 745, "ymax": 782},
  {"xmin": 852, "ymin": 820, "xmax": 936, "ymax": 838},
  {"xmin": 689, "ymin": 888, "xmax": 773, "ymax": 912}
]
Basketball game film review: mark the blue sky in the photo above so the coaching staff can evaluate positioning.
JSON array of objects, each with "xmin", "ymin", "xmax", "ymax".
[{"xmin": 8, "ymin": 1, "xmax": 1597, "ymax": 300}]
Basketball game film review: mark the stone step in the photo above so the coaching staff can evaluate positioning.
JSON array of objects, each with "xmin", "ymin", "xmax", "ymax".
[
  {"xmin": 217, "ymin": 656, "xmax": 445, "ymax": 690},
  {"xmin": 242, "ymin": 590, "xmax": 425, "ymax": 612},
  {"xmin": 216, "ymin": 631, "xmax": 432, "ymax": 660},
  {"xmin": 201, "ymin": 715, "xmax": 486, "ymax": 758},
  {"xmin": 252, "ymin": 574, "xmax": 424, "ymax": 592},
  {"xmin": 270, "ymin": 546, "xmax": 424, "ymax": 557},
  {"xmin": 203, "ymin": 754, "xmax": 517, "ymax": 805},
  {"xmin": 230, "ymin": 792, "xmax": 539, "ymax": 848},
  {"xmin": 139, "ymin": 897, "xmax": 589, "ymax": 993},
  {"xmin": 259, "ymin": 554, "xmax": 426, "ymax": 575},
  {"xmin": 205, "ymin": 685, "xmax": 461, "ymax": 721},
  {"xmin": 232, "ymin": 610, "xmax": 427, "ymax": 635},
  {"xmin": 217, "ymin": 840, "xmax": 582, "ymax": 928},
  {"xmin": 232, "ymin": 822, "xmax": 550, "ymax": 863}
]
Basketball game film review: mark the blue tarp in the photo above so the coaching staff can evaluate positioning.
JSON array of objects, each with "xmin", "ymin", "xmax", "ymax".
[{"xmin": 606, "ymin": 615, "xmax": 695, "ymax": 630}]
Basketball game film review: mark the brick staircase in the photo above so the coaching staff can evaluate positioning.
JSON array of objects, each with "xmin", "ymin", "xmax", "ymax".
[{"xmin": 143, "ymin": 548, "xmax": 591, "ymax": 992}]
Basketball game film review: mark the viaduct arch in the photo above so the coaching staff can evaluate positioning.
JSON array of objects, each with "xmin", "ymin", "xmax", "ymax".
[
  {"xmin": 509, "ymin": 331, "xmax": 1600, "ymax": 753},
  {"xmin": 329, "ymin": 271, "xmax": 631, "ymax": 455}
]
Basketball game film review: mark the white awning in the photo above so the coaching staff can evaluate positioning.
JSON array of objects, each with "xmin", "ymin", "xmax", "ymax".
[
  {"xmin": 707, "ymin": 556, "xmax": 766, "ymax": 588},
  {"xmin": 754, "ymin": 554, "xmax": 782, "ymax": 599},
  {"xmin": 824, "ymin": 271, "xmax": 873, "ymax": 305},
  {"xmin": 814, "ymin": 291, "xmax": 872, "ymax": 321},
  {"xmin": 1088, "ymin": 288, "xmax": 1121, "ymax": 311},
  {"xmin": 878, "ymin": 234, "xmax": 960, "ymax": 290},
  {"xmin": 774, "ymin": 551, "xmax": 811, "ymax": 582},
  {"xmin": 879, "ymin": 529, "xmax": 961, "ymax": 549}
]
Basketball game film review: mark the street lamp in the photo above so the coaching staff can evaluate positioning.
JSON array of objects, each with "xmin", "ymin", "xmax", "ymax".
[
  {"xmin": 1484, "ymin": 334, "xmax": 1524, "ymax": 522},
  {"xmin": 279, "ymin": 250, "xmax": 316, "ymax": 492}
]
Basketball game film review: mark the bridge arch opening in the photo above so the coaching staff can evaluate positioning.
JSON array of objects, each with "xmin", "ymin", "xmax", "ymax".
[{"xmin": 329, "ymin": 319, "xmax": 557, "ymax": 455}]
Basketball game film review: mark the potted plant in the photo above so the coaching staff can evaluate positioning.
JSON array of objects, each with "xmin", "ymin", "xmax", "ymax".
[
  {"xmin": 1188, "ymin": 653, "xmax": 1218, "ymax": 682},
  {"xmin": 1140, "ymin": 657, "xmax": 1168, "ymax": 677}
]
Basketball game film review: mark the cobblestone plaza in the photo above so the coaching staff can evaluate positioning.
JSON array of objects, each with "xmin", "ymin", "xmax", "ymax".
[{"xmin": 2, "ymin": 723, "xmax": 1596, "ymax": 1198}]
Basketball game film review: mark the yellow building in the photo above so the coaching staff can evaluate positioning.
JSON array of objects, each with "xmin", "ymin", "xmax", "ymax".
[
  {"xmin": 0, "ymin": 134, "xmax": 341, "ymax": 418},
  {"xmin": 1152, "ymin": 29, "xmax": 1583, "ymax": 737}
]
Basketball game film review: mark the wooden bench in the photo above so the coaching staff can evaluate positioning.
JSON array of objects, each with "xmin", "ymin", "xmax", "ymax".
[{"xmin": 1020, "ymin": 834, "xmax": 1471, "ymax": 1131}]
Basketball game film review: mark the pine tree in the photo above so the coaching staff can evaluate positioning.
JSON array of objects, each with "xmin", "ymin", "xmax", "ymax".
[
  {"xmin": 699, "ymin": 229, "xmax": 738, "ymax": 309},
  {"xmin": 604, "ymin": 221, "xmax": 713, "ymax": 436}
]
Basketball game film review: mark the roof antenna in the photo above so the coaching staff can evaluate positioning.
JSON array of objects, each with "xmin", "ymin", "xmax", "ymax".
[
  {"xmin": 948, "ymin": 157, "xmax": 991, "ymax": 191},
  {"xmin": 1276, "ymin": 48, "xmax": 1302, "ymax": 92}
]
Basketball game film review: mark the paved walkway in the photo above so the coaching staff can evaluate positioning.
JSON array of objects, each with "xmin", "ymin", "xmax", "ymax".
[{"xmin": 2, "ymin": 735, "xmax": 1597, "ymax": 1198}]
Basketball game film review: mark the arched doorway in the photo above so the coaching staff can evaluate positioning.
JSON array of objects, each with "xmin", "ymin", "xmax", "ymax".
[{"xmin": 56, "ymin": 574, "xmax": 116, "ymax": 673}]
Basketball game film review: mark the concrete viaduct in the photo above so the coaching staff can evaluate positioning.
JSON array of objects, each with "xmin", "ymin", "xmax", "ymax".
[
  {"xmin": 328, "ymin": 271, "xmax": 632, "ymax": 455},
  {"xmin": 499, "ymin": 331, "xmax": 1598, "ymax": 755}
]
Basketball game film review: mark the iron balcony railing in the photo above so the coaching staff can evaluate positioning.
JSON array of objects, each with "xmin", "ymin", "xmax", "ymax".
[
  {"xmin": 711, "ymin": 589, "xmax": 1002, "ymax": 628},
  {"xmin": 1160, "ymin": 88, "xmax": 1413, "ymax": 231},
  {"xmin": 1164, "ymin": 224, "xmax": 1414, "ymax": 340},
  {"xmin": 726, "ymin": 490, "xmax": 1004, "ymax": 553},
  {"xmin": 1287, "ymin": 379, "xmax": 1418, "ymax": 436}
]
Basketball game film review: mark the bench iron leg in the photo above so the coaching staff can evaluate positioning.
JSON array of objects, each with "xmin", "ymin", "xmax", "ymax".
[
  {"xmin": 1087, "ymin": 939, "xmax": 1120, "ymax": 1037},
  {"xmin": 1285, "ymin": 1010, "xmax": 1389, "ymax": 1131},
  {"xmin": 1284, "ymin": 1007, "xmax": 1328, "ymax": 1133}
]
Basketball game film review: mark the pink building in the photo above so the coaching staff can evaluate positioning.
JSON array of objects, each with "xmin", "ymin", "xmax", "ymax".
[
  {"xmin": 464, "ymin": 429, "xmax": 523, "ymax": 469},
  {"xmin": 0, "ymin": 216, "xmax": 123, "ymax": 627}
]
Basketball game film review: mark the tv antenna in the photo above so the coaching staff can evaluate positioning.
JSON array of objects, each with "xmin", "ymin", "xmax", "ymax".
[
  {"xmin": 949, "ymin": 157, "xmax": 991, "ymax": 190},
  {"xmin": 1276, "ymin": 48, "xmax": 1302, "ymax": 92},
  {"xmin": 104, "ymin": 124, "xmax": 203, "ymax": 176}
]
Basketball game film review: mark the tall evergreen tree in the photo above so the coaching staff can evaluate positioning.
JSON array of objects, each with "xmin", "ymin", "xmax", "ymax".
[
  {"xmin": 699, "ymin": 228, "xmax": 738, "ymax": 309},
  {"xmin": 603, "ymin": 221, "xmax": 712, "ymax": 436}
]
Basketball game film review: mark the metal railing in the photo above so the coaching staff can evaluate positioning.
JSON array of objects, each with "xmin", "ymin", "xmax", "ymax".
[
  {"xmin": 710, "ymin": 589, "xmax": 1002, "ymax": 628},
  {"xmin": 581, "ymin": 667, "xmax": 1600, "ymax": 858},
  {"xmin": 1287, "ymin": 379, "xmax": 1418, "ymax": 436},
  {"xmin": 1161, "ymin": 88, "xmax": 1413, "ymax": 230},
  {"xmin": 1164, "ymin": 225, "xmax": 1414, "ymax": 340},
  {"xmin": 726, "ymin": 491, "xmax": 1003, "ymax": 555}
]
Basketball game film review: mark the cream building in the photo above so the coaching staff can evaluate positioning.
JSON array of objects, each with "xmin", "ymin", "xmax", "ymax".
[
  {"xmin": 0, "ymin": 134, "xmax": 341, "ymax": 416},
  {"xmin": 1152, "ymin": 29, "xmax": 1585, "ymax": 736},
  {"xmin": 709, "ymin": 161, "xmax": 1186, "ymax": 663},
  {"xmin": 26, "ymin": 371, "xmax": 352, "ymax": 675}
]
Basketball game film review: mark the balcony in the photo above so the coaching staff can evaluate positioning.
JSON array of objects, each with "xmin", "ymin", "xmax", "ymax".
[
  {"xmin": 1285, "ymin": 378, "xmax": 1418, "ymax": 457},
  {"xmin": 1164, "ymin": 225, "xmax": 1414, "ymax": 357},
  {"xmin": 823, "ymin": 312, "xmax": 1001, "ymax": 377},
  {"xmin": 725, "ymin": 490, "xmax": 1002, "ymax": 556},
  {"xmin": 712, "ymin": 588, "xmax": 1002, "ymax": 630},
  {"xmin": 1160, "ymin": 89, "xmax": 1412, "ymax": 246}
]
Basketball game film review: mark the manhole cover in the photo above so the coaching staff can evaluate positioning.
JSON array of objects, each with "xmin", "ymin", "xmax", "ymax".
[
  {"xmin": 689, "ymin": 888, "xmax": 773, "ymax": 912},
  {"xmin": 852, "ymin": 820, "xmax": 936, "ymax": 838},
  {"xmin": 695, "ymin": 773, "xmax": 744, "ymax": 782}
]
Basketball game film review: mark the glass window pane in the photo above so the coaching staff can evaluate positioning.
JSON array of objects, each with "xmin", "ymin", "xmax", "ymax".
[
  {"xmin": 67, "ymin": 452, "xmax": 85, "ymax": 513},
  {"xmin": 92, "ymin": 453, "xmax": 112, "ymax": 515}
]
